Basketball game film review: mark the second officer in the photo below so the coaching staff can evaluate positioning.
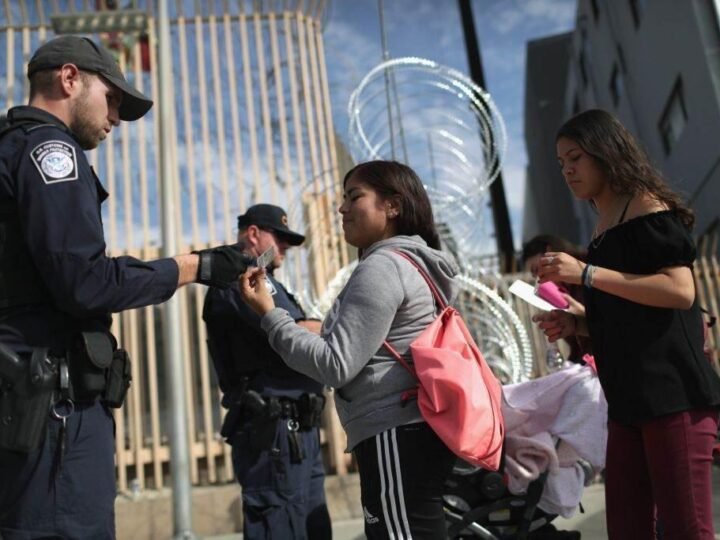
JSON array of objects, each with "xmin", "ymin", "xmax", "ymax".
[{"xmin": 202, "ymin": 204, "xmax": 331, "ymax": 539}]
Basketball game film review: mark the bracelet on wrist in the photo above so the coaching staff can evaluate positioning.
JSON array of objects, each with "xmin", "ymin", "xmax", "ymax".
[{"xmin": 582, "ymin": 264, "xmax": 595, "ymax": 288}]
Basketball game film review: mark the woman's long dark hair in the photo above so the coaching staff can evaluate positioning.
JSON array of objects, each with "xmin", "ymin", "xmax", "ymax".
[
  {"xmin": 343, "ymin": 160, "xmax": 441, "ymax": 249},
  {"xmin": 556, "ymin": 109, "xmax": 694, "ymax": 229}
]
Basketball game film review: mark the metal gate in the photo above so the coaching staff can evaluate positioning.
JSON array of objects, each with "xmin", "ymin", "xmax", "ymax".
[{"xmin": 0, "ymin": 0, "xmax": 351, "ymax": 493}]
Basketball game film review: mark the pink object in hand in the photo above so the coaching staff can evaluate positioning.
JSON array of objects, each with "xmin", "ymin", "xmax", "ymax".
[{"xmin": 536, "ymin": 282, "xmax": 569, "ymax": 309}]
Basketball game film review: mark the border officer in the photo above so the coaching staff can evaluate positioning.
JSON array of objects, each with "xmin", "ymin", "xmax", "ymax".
[
  {"xmin": 203, "ymin": 204, "xmax": 332, "ymax": 539},
  {"xmin": 0, "ymin": 35, "xmax": 251, "ymax": 538}
]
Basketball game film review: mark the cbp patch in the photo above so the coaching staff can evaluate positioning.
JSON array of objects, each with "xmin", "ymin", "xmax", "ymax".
[{"xmin": 30, "ymin": 140, "xmax": 78, "ymax": 184}]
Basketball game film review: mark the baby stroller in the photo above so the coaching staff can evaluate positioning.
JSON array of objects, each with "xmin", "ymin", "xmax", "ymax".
[
  {"xmin": 444, "ymin": 362, "xmax": 607, "ymax": 539},
  {"xmin": 443, "ymin": 457, "xmax": 584, "ymax": 539}
]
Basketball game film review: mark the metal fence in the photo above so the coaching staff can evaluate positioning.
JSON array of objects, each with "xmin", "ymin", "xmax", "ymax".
[
  {"xmin": 698, "ymin": 228, "xmax": 720, "ymax": 369},
  {"xmin": 1, "ymin": 0, "xmax": 350, "ymax": 492},
  {"xmin": 3, "ymin": 1, "xmax": 720, "ymax": 496}
]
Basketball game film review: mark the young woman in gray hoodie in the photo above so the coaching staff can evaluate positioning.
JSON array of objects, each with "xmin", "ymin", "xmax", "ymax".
[{"xmin": 241, "ymin": 160, "xmax": 459, "ymax": 539}]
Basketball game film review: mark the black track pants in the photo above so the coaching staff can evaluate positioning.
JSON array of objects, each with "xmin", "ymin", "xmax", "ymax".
[{"xmin": 354, "ymin": 422, "xmax": 456, "ymax": 540}]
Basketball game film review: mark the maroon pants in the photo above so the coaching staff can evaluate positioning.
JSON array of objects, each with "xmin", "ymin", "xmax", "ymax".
[{"xmin": 605, "ymin": 408, "xmax": 719, "ymax": 540}]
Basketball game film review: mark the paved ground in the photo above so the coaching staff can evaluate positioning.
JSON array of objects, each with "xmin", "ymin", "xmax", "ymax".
[
  {"xmin": 209, "ymin": 467, "xmax": 720, "ymax": 539},
  {"xmin": 550, "ymin": 480, "xmax": 610, "ymax": 538},
  {"xmin": 319, "ymin": 481, "xmax": 603, "ymax": 539},
  {"xmin": 552, "ymin": 466, "xmax": 720, "ymax": 539}
]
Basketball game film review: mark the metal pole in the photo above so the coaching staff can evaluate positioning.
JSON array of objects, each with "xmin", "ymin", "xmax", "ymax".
[
  {"xmin": 377, "ymin": 0, "xmax": 396, "ymax": 160},
  {"xmin": 157, "ymin": 1, "xmax": 197, "ymax": 538},
  {"xmin": 458, "ymin": 0, "xmax": 515, "ymax": 272}
]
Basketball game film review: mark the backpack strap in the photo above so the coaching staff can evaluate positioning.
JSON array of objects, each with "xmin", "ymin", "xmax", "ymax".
[
  {"xmin": 390, "ymin": 250, "xmax": 447, "ymax": 311},
  {"xmin": 383, "ymin": 340, "xmax": 415, "ymax": 377},
  {"xmin": 382, "ymin": 250, "xmax": 446, "ymax": 380}
]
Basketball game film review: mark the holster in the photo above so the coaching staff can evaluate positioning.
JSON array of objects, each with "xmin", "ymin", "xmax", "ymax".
[
  {"xmin": 103, "ymin": 349, "xmax": 132, "ymax": 408},
  {"xmin": 297, "ymin": 393, "xmax": 325, "ymax": 430},
  {"xmin": 224, "ymin": 390, "xmax": 277, "ymax": 450},
  {"xmin": 219, "ymin": 380, "xmax": 250, "ymax": 440},
  {"xmin": 220, "ymin": 403, "xmax": 242, "ymax": 440},
  {"xmin": 0, "ymin": 345, "xmax": 58, "ymax": 453},
  {"xmin": 67, "ymin": 331, "xmax": 113, "ymax": 400}
]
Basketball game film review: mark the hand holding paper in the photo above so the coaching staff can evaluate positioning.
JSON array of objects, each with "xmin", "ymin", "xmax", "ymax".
[{"xmin": 509, "ymin": 280, "xmax": 568, "ymax": 311}]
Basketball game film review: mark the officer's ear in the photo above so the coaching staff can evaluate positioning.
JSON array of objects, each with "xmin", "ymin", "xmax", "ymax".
[
  {"xmin": 58, "ymin": 64, "xmax": 84, "ymax": 98},
  {"xmin": 245, "ymin": 225, "xmax": 262, "ymax": 248}
]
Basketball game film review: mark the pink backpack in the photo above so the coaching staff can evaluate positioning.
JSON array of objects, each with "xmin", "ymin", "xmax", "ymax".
[{"xmin": 383, "ymin": 251, "xmax": 504, "ymax": 470}]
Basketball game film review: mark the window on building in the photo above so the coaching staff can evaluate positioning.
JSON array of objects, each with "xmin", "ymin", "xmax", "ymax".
[
  {"xmin": 629, "ymin": 0, "xmax": 645, "ymax": 28},
  {"xmin": 609, "ymin": 63, "xmax": 623, "ymax": 106},
  {"xmin": 658, "ymin": 78, "xmax": 687, "ymax": 155},
  {"xmin": 590, "ymin": 0, "xmax": 600, "ymax": 21}
]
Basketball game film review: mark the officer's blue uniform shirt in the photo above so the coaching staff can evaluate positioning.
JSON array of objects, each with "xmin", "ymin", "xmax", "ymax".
[
  {"xmin": 0, "ymin": 106, "xmax": 179, "ymax": 353},
  {"xmin": 203, "ymin": 271, "xmax": 323, "ymax": 399}
]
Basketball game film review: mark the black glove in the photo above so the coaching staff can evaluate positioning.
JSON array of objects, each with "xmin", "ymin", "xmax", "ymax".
[{"xmin": 193, "ymin": 244, "xmax": 254, "ymax": 288}]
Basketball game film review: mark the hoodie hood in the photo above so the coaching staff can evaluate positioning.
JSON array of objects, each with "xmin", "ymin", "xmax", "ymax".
[{"xmin": 362, "ymin": 235, "xmax": 459, "ymax": 307}]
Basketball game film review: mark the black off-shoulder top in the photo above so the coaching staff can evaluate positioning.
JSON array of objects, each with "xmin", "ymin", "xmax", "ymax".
[{"xmin": 586, "ymin": 210, "xmax": 720, "ymax": 424}]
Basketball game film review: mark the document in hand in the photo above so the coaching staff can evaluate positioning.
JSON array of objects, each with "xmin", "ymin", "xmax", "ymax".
[
  {"xmin": 256, "ymin": 246, "xmax": 275, "ymax": 269},
  {"xmin": 509, "ymin": 280, "xmax": 567, "ymax": 312}
]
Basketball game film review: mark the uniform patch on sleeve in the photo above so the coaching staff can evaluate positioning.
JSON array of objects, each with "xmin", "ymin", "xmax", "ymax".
[{"xmin": 30, "ymin": 140, "xmax": 78, "ymax": 184}]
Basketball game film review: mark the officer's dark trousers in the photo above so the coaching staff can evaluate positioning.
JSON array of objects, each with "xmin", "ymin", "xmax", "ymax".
[
  {"xmin": 0, "ymin": 401, "xmax": 116, "ymax": 539},
  {"xmin": 232, "ymin": 418, "xmax": 331, "ymax": 539}
]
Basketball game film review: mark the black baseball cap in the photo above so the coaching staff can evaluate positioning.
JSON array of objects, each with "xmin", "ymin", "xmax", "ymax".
[
  {"xmin": 27, "ymin": 35, "xmax": 153, "ymax": 121},
  {"xmin": 237, "ymin": 204, "xmax": 305, "ymax": 246}
]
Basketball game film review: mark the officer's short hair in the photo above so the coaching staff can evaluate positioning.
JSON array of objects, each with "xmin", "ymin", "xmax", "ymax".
[
  {"xmin": 29, "ymin": 69, "xmax": 94, "ymax": 100},
  {"xmin": 29, "ymin": 70, "xmax": 56, "ymax": 99}
]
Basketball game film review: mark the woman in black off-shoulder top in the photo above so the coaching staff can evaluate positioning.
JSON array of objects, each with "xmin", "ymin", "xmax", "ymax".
[{"xmin": 533, "ymin": 109, "xmax": 720, "ymax": 540}]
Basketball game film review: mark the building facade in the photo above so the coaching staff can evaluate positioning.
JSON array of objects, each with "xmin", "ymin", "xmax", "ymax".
[
  {"xmin": 522, "ymin": 32, "xmax": 586, "ymax": 245},
  {"xmin": 524, "ymin": 0, "xmax": 720, "ymax": 245}
]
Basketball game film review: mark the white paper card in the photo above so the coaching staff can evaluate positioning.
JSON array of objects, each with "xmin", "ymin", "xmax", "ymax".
[
  {"xmin": 256, "ymin": 246, "xmax": 275, "ymax": 269},
  {"xmin": 509, "ymin": 280, "xmax": 565, "ymax": 312}
]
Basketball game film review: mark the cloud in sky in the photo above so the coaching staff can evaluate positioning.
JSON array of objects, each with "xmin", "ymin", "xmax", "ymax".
[{"xmin": 486, "ymin": 0, "xmax": 576, "ymax": 35}]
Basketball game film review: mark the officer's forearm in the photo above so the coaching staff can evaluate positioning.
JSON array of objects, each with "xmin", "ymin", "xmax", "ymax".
[{"xmin": 174, "ymin": 254, "xmax": 200, "ymax": 287}]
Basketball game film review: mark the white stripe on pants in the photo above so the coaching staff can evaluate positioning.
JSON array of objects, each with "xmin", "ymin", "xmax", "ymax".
[{"xmin": 375, "ymin": 428, "xmax": 413, "ymax": 539}]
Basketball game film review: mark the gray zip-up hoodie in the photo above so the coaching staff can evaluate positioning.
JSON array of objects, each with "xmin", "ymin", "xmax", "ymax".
[{"xmin": 261, "ymin": 235, "xmax": 458, "ymax": 450}]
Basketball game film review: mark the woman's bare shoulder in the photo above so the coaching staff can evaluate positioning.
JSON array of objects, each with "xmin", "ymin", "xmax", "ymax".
[{"xmin": 625, "ymin": 193, "xmax": 668, "ymax": 220}]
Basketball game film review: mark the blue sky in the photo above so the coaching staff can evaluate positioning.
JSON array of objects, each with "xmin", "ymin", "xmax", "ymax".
[
  {"xmin": 0, "ymin": 1, "xmax": 577, "ymax": 251},
  {"xmin": 323, "ymin": 0, "xmax": 576, "ymax": 247}
]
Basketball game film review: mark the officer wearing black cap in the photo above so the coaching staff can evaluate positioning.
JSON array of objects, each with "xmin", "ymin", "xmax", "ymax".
[
  {"xmin": 0, "ymin": 36, "xmax": 251, "ymax": 538},
  {"xmin": 203, "ymin": 204, "xmax": 331, "ymax": 540}
]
